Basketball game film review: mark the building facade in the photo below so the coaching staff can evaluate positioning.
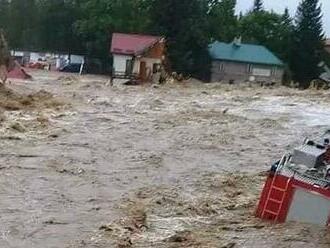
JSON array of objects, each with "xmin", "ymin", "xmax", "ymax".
[
  {"xmin": 209, "ymin": 40, "xmax": 284, "ymax": 83},
  {"xmin": 111, "ymin": 33, "xmax": 165, "ymax": 81}
]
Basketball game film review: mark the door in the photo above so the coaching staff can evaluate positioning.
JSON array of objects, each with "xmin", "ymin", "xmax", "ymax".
[
  {"xmin": 140, "ymin": 61, "xmax": 146, "ymax": 80},
  {"xmin": 125, "ymin": 59, "xmax": 133, "ymax": 76}
]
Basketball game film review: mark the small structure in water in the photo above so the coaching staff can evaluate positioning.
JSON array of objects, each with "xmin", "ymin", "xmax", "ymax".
[
  {"xmin": 256, "ymin": 131, "xmax": 330, "ymax": 226},
  {"xmin": 110, "ymin": 33, "xmax": 166, "ymax": 83}
]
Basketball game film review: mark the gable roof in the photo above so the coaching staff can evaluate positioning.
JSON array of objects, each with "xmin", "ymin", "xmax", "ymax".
[
  {"xmin": 111, "ymin": 33, "xmax": 163, "ymax": 56},
  {"xmin": 209, "ymin": 41, "xmax": 283, "ymax": 66}
]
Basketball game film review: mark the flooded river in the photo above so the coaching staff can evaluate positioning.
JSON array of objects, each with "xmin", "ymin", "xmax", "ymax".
[{"xmin": 0, "ymin": 71, "xmax": 330, "ymax": 247}]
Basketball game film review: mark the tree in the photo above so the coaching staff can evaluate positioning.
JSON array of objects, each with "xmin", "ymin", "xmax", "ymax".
[
  {"xmin": 38, "ymin": 0, "xmax": 82, "ymax": 54},
  {"xmin": 7, "ymin": 0, "xmax": 39, "ymax": 50},
  {"xmin": 253, "ymin": 0, "xmax": 263, "ymax": 13},
  {"xmin": 0, "ymin": 30, "xmax": 10, "ymax": 67},
  {"xmin": 0, "ymin": 30, "xmax": 10, "ymax": 83},
  {"xmin": 279, "ymin": 8, "xmax": 294, "ymax": 63},
  {"xmin": 149, "ymin": 0, "xmax": 211, "ymax": 80},
  {"xmin": 238, "ymin": 8, "xmax": 296, "ymax": 66},
  {"xmin": 75, "ymin": 0, "xmax": 150, "ymax": 66},
  {"xmin": 291, "ymin": 0, "xmax": 324, "ymax": 87},
  {"xmin": 239, "ymin": 11, "xmax": 283, "ymax": 50},
  {"xmin": 208, "ymin": 0, "xmax": 238, "ymax": 42},
  {"xmin": 0, "ymin": 0, "xmax": 9, "ymax": 33}
]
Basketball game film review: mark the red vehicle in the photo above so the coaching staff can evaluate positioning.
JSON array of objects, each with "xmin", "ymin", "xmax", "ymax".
[{"xmin": 256, "ymin": 132, "xmax": 330, "ymax": 226}]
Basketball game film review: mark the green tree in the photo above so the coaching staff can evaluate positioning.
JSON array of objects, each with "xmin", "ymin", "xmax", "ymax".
[
  {"xmin": 149, "ymin": 0, "xmax": 211, "ymax": 80},
  {"xmin": 8, "ymin": 0, "xmax": 39, "ymax": 50},
  {"xmin": 208, "ymin": 0, "xmax": 238, "ymax": 42},
  {"xmin": 38, "ymin": 0, "xmax": 82, "ymax": 54},
  {"xmin": 75, "ymin": 0, "xmax": 150, "ymax": 64},
  {"xmin": 239, "ymin": 11, "xmax": 283, "ymax": 51},
  {"xmin": 291, "ymin": 0, "xmax": 324, "ymax": 86},
  {"xmin": 0, "ymin": 0, "xmax": 9, "ymax": 32},
  {"xmin": 253, "ymin": 0, "xmax": 263, "ymax": 12},
  {"xmin": 279, "ymin": 8, "xmax": 294, "ymax": 63},
  {"xmin": 239, "ymin": 9, "xmax": 296, "ymax": 70}
]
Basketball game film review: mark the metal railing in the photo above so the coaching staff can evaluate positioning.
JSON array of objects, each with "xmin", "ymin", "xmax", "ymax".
[{"xmin": 277, "ymin": 155, "xmax": 330, "ymax": 188}]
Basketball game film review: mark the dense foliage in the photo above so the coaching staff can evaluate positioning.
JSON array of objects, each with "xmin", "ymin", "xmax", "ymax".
[
  {"xmin": 253, "ymin": 0, "xmax": 263, "ymax": 13},
  {"xmin": 0, "ymin": 0, "xmax": 326, "ymax": 84},
  {"xmin": 148, "ymin": 0, "xmax": 211, "ymax": 79},
  {"xmin": 291, "ymin": 0, "xmax": 325, "ymax": 87}
]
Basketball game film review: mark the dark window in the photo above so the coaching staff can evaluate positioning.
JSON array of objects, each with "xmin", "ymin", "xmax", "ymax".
[
  {"xmin": 153, "ymin": 63, "xmax": 160, "ymax": 73},
  {"xmin": 125, "ymin": 60, "xmax": 133, "ymax": 75},
  {"xmin": 219, "ymin": 63, "xmax": 225, "ymax": 72},
  {"xmin": 247, "ymin": 64, "xmax": 253, "ymax": 73},
  {"xmin": 271, "ymin": 67, "xmax": 277, "ymax": 76}
]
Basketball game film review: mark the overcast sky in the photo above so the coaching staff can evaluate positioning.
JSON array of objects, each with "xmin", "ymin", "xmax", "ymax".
[{"xmin": 236, "ymin": 0, "xmax": 330, "ymax": 36}]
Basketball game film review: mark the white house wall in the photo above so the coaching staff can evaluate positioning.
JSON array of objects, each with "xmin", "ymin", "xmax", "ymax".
[
  {"xmin": 70, "ymin": 55, "xmax": 84, "ymax": 64},
  {"xmin": 11, "ymin": 50, "xmax": 24, "ymax": 57},
  {"xmin": 30, "ymin": 52, "xmax": 45, "ymax": 62},
  {"xmin": 113, "ymin": 55, "xmax": 162, "ymax": 77},
  {"xmin": 132, "ymin": 58, "xmax": 140, "ymax": 74},
  {"xmin": 113, "ymin": 54, "xmax": 133, "ymax": 73}
]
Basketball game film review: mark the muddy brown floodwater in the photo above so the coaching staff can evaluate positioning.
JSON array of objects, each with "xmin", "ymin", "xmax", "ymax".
[{"xmin": 1, "ymin": 70, "xmax": 330, "ymax": 248}]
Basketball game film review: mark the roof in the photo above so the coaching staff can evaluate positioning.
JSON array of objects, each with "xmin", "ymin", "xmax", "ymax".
[
  {"xmin": 111, "ymin": 33, "xmax": 163, "ymax": 56},
  {"xmin": 209, "ymin": 41, "xmax": 283, "ymax": 66}
]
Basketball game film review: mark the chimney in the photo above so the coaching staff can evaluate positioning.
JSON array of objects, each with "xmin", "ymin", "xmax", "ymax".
[{"xmin": 233, "ymin": 36, "xmax": 242, "ymax": 47}]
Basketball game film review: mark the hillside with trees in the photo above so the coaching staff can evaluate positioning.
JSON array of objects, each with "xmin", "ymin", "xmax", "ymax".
[{"xmin": 0, "ymin": 0, "xmax": 326, "ymax": 85}]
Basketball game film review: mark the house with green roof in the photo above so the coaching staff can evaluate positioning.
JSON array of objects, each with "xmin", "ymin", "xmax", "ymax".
[{"xmin": 208, "ymin": 39, "xmax": 284, "ymax": 83}]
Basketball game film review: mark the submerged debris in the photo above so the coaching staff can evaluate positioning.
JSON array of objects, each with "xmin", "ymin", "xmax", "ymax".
[
  {"xmin": 89, "ymin": 173, "xmax": 267, "ymax": 247},
  {"xmin": 0, "ymin": 84, "xmax": 63, "ymax": 111},
  {"xmin": 3, "ymin": 70, "xmax": 330, "ymax": 248},
  {"xmin": 57, "ymin": 75, "xmax": 79, "ymax": 85},
  {"xmin": 10, "ymin": 122, "xmax": 26, "ymax": 132}
]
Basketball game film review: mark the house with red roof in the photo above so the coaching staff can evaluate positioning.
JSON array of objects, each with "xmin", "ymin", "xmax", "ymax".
[{"xmin": 111, "ymin": 33, "xmax": 165, "ymax": 81}]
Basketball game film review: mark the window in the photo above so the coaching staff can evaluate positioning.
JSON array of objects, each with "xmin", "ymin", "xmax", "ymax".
[
  {"xmin": 271, "ymin": 67, "xmax": 277, "ymax": 76},
  {"xmin": 252, "ymin": 66, "xmax": 271, "ymax": 77},
  {"xmin": 219, "ymin": 63, "xmax": 225, "ymax": 72},
  {"xmin": 247, "ymin": 64, "xmax": 253, "ymax": 73},
  {"xmin": 153, "ymin": 63, "xmax": 161, "ymax": 73},
  {"xmin": 125, "ymin": 59, "xmax": 133, "ymax": 75}
]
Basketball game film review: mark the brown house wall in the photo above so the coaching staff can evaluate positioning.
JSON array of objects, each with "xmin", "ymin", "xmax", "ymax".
[
  {"xmin": 144, "ymin": 41, "xmax": 165, "ymax": 59},
  {"xmin": 211, "ymin": 60, "xmax": 283, "ymax": 83}
]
